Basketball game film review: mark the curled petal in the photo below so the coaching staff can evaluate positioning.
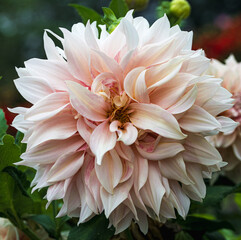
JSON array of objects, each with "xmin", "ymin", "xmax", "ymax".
[
  {"xmin": 90, "ymin": 121, "xmax": 117, "ymax": 165},
  {"xmin": 130, "ymin": 103, "xmax": 186, "ymax": 140},
  {"xmin": 66, "ymin": 81, "xmax": 110, "ymax": 121}
]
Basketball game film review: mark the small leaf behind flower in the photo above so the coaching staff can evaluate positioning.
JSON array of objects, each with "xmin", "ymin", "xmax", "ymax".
[
  {"xmin": 0, "ymin": 134, "xmax": 21, "ymax": 171},
  {"xmin": 0, "ymin": 108, "xmax": 8, "ymax": 140},
  {"xmin": 70, "ymin": 4, "xmax": 103, "ymax": 25},
  {"xmin": 175, "ymin": 231, "xmax": 194, "ymax": 240},
  {"xmin": 68, "ymin": 214, "xmax": 115, "ymax": 240},
  {"xmin": 109, "ymin": 0, "xmax": 129, "ymax": 18}
]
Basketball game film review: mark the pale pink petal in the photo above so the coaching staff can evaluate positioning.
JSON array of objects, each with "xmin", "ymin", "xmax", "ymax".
[
  {"xmin": 217, "ymin": 116, "xmax": 239, "ymax": 135},
  {"xmin": 232, "ymin": 137, "xmax": 241, "ymax": 160},
  {"xmin": 90, "ymin": 121, "xmax": 117, "ymax": 165},
  {"xmin": 77, "ymin": 117, "xmax": 93, "ymax": 145},
  {"xmin": 140, "ymin": 162, "xmax": 165, "ymax": 215},
  {"xmin": 85, "ymin": 21, "xmax": 99, "ymax": 50},
  {"xmin": 168, "ymin": 85, "xmax": 197, "ymax": 114},
  {"xmin": 140, "ymin": 14, "xmax": 170, "ymax": 46},
  {"xmin": 66, "ymin": 81, "xmax": 110, "ymax": 121},
  {"xmin": 110, "ymin": 121, "xmax": 138, "ymax": 145},
  {"xmin": 14, "ymin": 76, "xmax": 54, "ymax": 104},
  {"xmin": 43, "ymin": 31, "xmax": 63, "ymax": 61},
  {"xmin": 183, "ymin": 134, "xmax": 222, "ymax": 166},
  {"xmin": 62, "ymin": 29, "xmax": 92, "ymax": 85},
  {"xmin": 129, "ymin": 103, "xmax": 186, "ymax": 139},
  {"xmin": 179, "ymin": 105, "xmax": 221, "ymax": 133},
  {"xmin": 21, "ymin": 135, "xmax": 84, "ymax": 164},
  {"xmin": 25, "ymin": 58, "xmax": 77, "ymax": 91},
  {"xmin": 158, "ymin": 155, "xmax": 193, "ymax": 185},
  {"xmin": 11, "ymin": 114, "xmax": 33, "ymax": 133},
  {"xmin": 24, "ymin": 92, "xmax": 69, "ymax": 121},
  {"xmin": 91, "ymin": 50, "xmax": 123, "ymax": 83},
  {"xmin": 146, "ymin": 57, "xmax": 184, "ymax": 90},
  {"xmin": 95, "ymin": 150, "xmax": 123, "ymax": 193},
  {"xmin": 149, "ymin": 73, "xmax": 193, "ymax": 109},
  {"xmin": 169, "ymin": 181, "xmax": 190, "ymax": 218},
  {"xmin": 121, "ymin": 18, "xmax": 139, "ymax": 51},
  {"xmin": 124, "ymin": 67, "xmax": 149, "ymax": 103},
  {"xmin": 46, "ymin": 182, "xmax": 65, "ymax": 202},
  {"xmin": 27, "ymin": 112, "xmax": 77, "ymax": 148},
  {"xmin": 100, "ymin": 177, "xmax": 133, "ymax": 217},
  {"xmin": 182, "ymin": 163, "xmax": 206, "ymax": 201},
  {"xmin": 137, "ymin": 142, "xmax": 184, "ymax": 160}
]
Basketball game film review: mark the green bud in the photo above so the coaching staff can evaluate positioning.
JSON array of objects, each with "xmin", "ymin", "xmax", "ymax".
[
  {"xmin": 125, "ymin": 0, "xmax": 149, "ymax": 11},
  {"xmin": 170, "ymin": 0, "xmax": 191, "ymax": 19}
]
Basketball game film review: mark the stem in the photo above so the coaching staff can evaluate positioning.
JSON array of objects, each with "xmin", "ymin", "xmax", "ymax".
[{"xmin": 20, "ymin": 225, "xmax": 41, "ymax": 240}]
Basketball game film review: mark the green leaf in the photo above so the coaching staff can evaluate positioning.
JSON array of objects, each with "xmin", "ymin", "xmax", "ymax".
[
  {"xmin": 109, "ymin": 0, "xmax": 129, "ymax": 18},
  {"xmin": 190, "ymin": 185, "xmax": 241, "ymax": 213},
  {"xmin": 204, "ymin": 231, "xmax": 226, "ymax": 240},
  {"xmin": 175, "ymin": 231, "xmax": 194, "ymax": 240},
  {"xmin": 0, "ymin": 172, "xmax": 15, "ymax": 213},
  {"xmin": 3, "ymin": 166, "xmax": 30, "ymax": 197},
  {"xmin": 0, "ymin": 109, "xmax": 8, "ymax": 140},
  {"xmin": 0, "ymin": 135, "xmax": 21, "ymax": 171},
  {"xmin": 67, "ymin": 214, "xmax": 115, "ymax": 240},
  {"xmin": 70, "ymin": 4, "xmax": 103, "ymax": 25},
  {"xmin": 15, "ymin": 131, "xmax": 27, "ymax": 153},
  {"xmin": 28, "ymin": 215, "xmax": 56, "ymax": 238},
  {"xmin": 178, "ymin": 216, "xmax": 234, "ymax": 232}
]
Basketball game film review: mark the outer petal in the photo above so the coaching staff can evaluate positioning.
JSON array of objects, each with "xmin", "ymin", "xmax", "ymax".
[
  {"xmin": 62, "ymin": 29, "xmax": 92, "ymax": 85},
  {"xmin": 47, "ymin": 152, "xmax": 84, "ymax": 182},
  {"xmin": 14, "ymin": 76, "xmax": 54, "ymax": 104},
  {"xmin": 158, "ymin": 155, "xmax": 193, "ymax": 185},
  {"xmin": 90, "ymin": 121, "xmax": 117, "ymax": 165},
  {"xmin": 95, "ymin": 150, "xmax": 123, "ymax": 193},
  {"xmin": 179, "ymin": 105, "xmax": 221, "ymax": 133},
  {"xmin": 183, "ymin": 134, "xmax": 223, "ymax": 166},
  {"xmin": 100, "ymin": 177, "xmax": 133, "ymax": 218},
  {"xmin": 21, "ymin": 135, "xmax": 84, "ymax": 164},
  {"xmin": 66, "ymin": 81, "xmax": 110, "ymax": 122},
  {"xmin": 24, "ymin": 92, "xmax": 69, "ymax": 121},
  {"xmin": 26, "ymin": 112, "xmax": 77, "ymax": 149},
  {"xmin": 137, "ymin": 142, "xmax": 185, "ymax": 160},
  {"xmin": 129, "ymin": 103, "xmax": 186, "ymax": 140},
  {"xmin": 233, "ymin": 137, "xmax": 241, "ymax": 160}
]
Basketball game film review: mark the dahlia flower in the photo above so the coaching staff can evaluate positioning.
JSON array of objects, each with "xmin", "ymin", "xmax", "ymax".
[
  {"xmin": 207, "ymin": 55, "xmax": 241, "ymax": 183},
  {"xmin": 11, "ymin": 11, "xmax": 236, "ymax": 234}
]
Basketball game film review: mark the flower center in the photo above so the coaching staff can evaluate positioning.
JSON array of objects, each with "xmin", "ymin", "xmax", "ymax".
[
  {"xmin": 108, "ymin": 92, "xmax": 131, "ymax": 124},
  {"xmin": 110, "ymin": 107, "xmax": 130, "ymax": 124}
]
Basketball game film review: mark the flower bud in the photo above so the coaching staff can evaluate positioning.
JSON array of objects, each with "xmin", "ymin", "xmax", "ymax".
[
  {"xmin": 170, "ymin": 0, "xmax": 191, "ymax": 19},
  {"xmin": 125, "ymin": 0, "xmax": 149, "ymax": 11}
]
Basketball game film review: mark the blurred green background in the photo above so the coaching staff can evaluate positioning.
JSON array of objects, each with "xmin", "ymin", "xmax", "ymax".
[{"xmin": 1, "ymin": 0, "xmax": 241, "ymax": 111}]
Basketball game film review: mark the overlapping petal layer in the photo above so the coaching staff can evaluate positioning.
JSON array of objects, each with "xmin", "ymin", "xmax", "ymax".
[{"xmin": 11, "ymin": 12, "xmax": 236, "ymax": 234}]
